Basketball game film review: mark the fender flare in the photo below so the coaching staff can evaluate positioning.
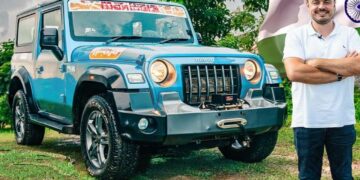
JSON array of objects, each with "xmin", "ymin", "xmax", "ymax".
[
  {"xmin": 76, "ymin": 66, "xmax": 127, "ymax": 90},
  {"xmin": 9, "ymin": 67, "xmax": 38, "ymax": 113}
]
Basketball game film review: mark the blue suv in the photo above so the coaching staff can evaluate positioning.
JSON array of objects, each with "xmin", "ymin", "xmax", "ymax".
[{"xmin": 9, "ymin": 0, "xmax": 286, "ymax": 178}]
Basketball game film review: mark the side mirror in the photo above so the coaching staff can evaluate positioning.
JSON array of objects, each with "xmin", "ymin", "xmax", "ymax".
[
  {"xmin": 196, "ymin": 32, "xmax": 203, "ymax": 44},
  {"xmin": 41, "ymin": 28, "xmax": 63, "ymax": 61}
]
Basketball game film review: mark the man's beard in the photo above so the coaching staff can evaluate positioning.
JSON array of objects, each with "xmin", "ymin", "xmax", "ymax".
[
  {"xmin": 313, "ymin": 17, "xmax": 333, "ymax": 25},
  {"xmin": 313, "ymin": 9, "xmax": 335, "ymax": 25}
]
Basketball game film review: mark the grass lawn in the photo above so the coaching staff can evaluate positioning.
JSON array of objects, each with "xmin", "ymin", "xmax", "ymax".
[{"xmin": 0, "ymin": 123, "xmax": 359, "ymax": 180}]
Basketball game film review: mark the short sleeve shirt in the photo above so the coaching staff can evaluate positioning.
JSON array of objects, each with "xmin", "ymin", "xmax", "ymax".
[{"xmin": 283, "ymin": 22, "xmax": 360, "ymax": 128}]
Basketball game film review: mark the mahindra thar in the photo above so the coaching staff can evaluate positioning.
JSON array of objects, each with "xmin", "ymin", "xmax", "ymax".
[{"xmin": 9, "ymin": 0, "xmax": 286, "ymax": 178}]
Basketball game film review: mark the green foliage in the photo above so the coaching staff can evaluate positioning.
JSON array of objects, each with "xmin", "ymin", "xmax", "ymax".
[
  {"xmin": 281, "ymin": 78, "xmax": 292, "ymax": 117},
  {"xmin": 0, "ymin": 94, "xmax": 11, "ymax": 129},
  {"xmin": 0, "ymin": 41, "xmax": 14, "ymax": 128},
  {"xmin": 242, "ymin": 0, "xmax": 268, "ymax": 19},
  {"xmin": 217, "ymin": 34, "xmax": 240, "ymax": 49},
  {"xmin": 217, "ymin": 0, "xmax": 268, "ymax": 52},
  {"xmin": 164, "ymin": 0, "xmax": 232, "ymax": 45},
  {"xmin": 0, "ymin": 41, "xmax": 14, "ymax": 65},
  {"xmin": 0, "ymin": 62, "xmax": 11, "ymax": 95},
  {"xmin": 354, "ymin": 86, "xmax": 360, "ymax": 123}
]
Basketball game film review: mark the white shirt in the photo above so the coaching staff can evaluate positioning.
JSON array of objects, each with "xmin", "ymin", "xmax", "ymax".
[{"xmin": 283, "ymin": 22, "xmax": 360, "ymax": 128}]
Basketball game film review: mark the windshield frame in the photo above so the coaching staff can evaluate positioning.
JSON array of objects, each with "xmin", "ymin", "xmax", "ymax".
[{"xmin": 67, "ymin": 1, "xmax": 196, "ymax": 44}]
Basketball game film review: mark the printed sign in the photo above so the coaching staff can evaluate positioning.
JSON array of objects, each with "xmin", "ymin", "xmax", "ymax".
[
  {"xmin": 69, "ymin": 0, "xmax": 187, "ymax": 18},
  {"xmin": 89, "ymin": 47, "xmax": 126, "ymax": 60}
]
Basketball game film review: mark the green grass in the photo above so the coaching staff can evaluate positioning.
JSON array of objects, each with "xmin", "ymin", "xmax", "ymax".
[{"xmin": 0, "ymin": 124, "xmax": 359, "ymax": 180}]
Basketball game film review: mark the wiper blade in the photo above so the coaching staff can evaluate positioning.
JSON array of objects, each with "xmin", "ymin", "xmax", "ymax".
[
  {"xmin": 105, "ymin": 35, "xmax": 143, "ymax": 44},
  {"xmin": 159, "ymin": 38, "xmax": 191, "ymax": 44}
]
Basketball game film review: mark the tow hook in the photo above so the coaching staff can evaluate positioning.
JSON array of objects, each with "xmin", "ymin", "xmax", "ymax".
[{"xmin": 231, "ymin": 123, "xmax": 251, "ymax": 150}]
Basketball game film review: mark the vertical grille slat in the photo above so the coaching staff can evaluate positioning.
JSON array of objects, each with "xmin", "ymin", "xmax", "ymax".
[
  {"xmin": 230, "ymin": 66, "xmax": 234, "ymax": 94},
  {"xmin": 205, "ymin": 66, "xmax": 210, "ymax": 100},
  {"xmin": 183, "ymin": 64, "xmax": 241, "ymax": 105},
  {"xmin": 214, "ymin": 66, "xmax": 218, "ymax": 94},
  {"xmin": 188, "ymin": 66, "xmax": 193, "ymax": 102},
  {"xmin": 221, "ymin": 65, "xmax": 226, "ymax": 93},
  {"xmin": 196, "ymin": 66, "xmax": 201, "ymax": 102}
]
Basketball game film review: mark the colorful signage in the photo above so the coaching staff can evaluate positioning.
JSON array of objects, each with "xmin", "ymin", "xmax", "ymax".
[{"xmin": 69, "ymin": 0, "xmax": 187, "ymax": 18}]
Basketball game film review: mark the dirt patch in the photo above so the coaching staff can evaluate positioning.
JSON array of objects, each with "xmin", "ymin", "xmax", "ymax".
[
  {"xmin": 168, "ymin": 175, "xmax": 197, "ymax": 180},
  {"xmin": 213, "ymin": 174, "xmax": 248, "ymax": 180}
]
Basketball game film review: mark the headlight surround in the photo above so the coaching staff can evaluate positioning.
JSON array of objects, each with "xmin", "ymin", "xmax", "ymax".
[
  {"xmin": 150, "ymin": 59, "xmax": 177, "ymax": 87},
  {"xmin": 243, "ymin": 60, "xmax": 261, "ymax": 84}
]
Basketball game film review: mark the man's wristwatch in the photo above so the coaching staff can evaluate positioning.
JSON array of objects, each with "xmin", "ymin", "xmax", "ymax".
[{"xmin": 336, "ymin": 74, "xmax": 343, "ymax": 81}]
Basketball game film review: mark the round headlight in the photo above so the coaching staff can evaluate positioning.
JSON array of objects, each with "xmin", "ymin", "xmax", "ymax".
[
  {"xmin": 150, "ymin": 60, "xmax": 168, "ymax": 83},
  {"xmin": 150, "ymin": 59, "xmax": 177, "ymax": 87},
  {"xmin": 244, "ymin": 61, "xmax": 257, "ymax": 80}
]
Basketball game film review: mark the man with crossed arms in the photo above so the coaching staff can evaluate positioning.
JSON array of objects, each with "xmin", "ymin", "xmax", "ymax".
[{"xmin": 283, "ymin": 0, "xmax": 358, "ymax": 179}]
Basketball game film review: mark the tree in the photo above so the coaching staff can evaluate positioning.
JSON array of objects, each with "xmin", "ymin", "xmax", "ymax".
[
  {"xmin": 217, "ymin": 0, "xmax": 269, "ymax": 52},
  {"xmin": 242, "ymin": 0, "xmax": 268, "ymax": 19},
  {"xmin": 165, "ymin": 0, "xmax": 232, "ymax": 45}
]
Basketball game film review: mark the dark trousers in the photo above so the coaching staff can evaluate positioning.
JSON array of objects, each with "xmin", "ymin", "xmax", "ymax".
[{"xmin": 293, "ymin": 125, "xmax": 356, "ymax": 180}]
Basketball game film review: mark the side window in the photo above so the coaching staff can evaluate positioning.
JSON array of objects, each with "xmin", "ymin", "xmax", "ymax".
[
  {"xmin": 43, "ymin": 9, "xmax": 62, "ymax": 49},
  {"xmin": 17, "ymin": 15, "xmax": 36, "ymax": 46}
]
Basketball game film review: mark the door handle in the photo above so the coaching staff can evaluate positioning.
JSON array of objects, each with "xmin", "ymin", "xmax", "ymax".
[
  {"xmin": 36, "ymin": 66, "xmax": 44, "ymax": 74},
  {"xmin": 59, "ymin": 64, "xmax": 66, "ymax": 73}
]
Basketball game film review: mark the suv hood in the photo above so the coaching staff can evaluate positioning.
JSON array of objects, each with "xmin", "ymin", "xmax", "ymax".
[{"xmin": 72, "ymin": 44, "xmax": 253, "ymax": 62}]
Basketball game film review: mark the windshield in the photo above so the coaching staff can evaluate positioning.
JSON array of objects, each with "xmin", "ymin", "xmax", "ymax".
[{"xmin": 68, "ymin": 1, "xmax": 194, "ymax": 43}]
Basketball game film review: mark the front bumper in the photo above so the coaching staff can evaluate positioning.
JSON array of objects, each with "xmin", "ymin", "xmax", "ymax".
[{"xmin": 113, "ymin": 87, "xmax": 287, "ymax": 146}]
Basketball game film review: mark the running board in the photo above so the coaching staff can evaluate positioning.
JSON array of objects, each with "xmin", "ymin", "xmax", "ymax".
[{"xmin": 29, "ymin": 114, "xmax": 74, "ymax": 134}]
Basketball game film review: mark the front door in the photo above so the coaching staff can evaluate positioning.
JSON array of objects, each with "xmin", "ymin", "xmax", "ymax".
[{"xmin": 33, "ymin": 6, "xmax": 67, "ymax": 121}]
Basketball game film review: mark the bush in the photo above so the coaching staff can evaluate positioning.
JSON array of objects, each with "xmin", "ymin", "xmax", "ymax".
[
  {"xmin": 0, "ymin": 61, "xmax": 11, "ymax": 95},
  {"xmin": 0, "ymin": 41, "xmax": 13, "ymax": 129},
  {"xmin": 355, "ymin": 86, "xmax": 360, "ymax": 123},
  {"xmin": 0, "ymin": 94, "xmax": 11, "ymax": 128},
  {"xmin": 281, "ymin": 78, "xmax": 292, "ymax": 117}
]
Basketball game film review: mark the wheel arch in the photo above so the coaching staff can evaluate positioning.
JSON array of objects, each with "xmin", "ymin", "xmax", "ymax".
[
  {"xmin": 72, "ymin": 67, "xmax": 126, "ymax": 134},
  {"xmin": 8, "ymin": 67, "xmax": 38, "ymax": 113}
]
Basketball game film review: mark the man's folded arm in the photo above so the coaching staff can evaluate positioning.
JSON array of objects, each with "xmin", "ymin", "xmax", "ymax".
[
  {"xmin": 306, "ymin": 56, "xmax": 360, "ymax": 76},
  {"xmin": 284, "ymin": 57, "xmax": 338, "ymax": 84}
]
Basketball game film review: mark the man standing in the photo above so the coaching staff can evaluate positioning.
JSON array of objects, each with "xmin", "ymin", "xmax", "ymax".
[{"xmin": 283, "ymin": 0, "xmax": 358, "ymax": 179}]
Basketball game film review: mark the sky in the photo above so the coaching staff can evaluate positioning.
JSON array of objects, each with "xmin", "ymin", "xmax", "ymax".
[{"xmin": 0, "ymin": 0, "xmax": 242, "ymax": 42}]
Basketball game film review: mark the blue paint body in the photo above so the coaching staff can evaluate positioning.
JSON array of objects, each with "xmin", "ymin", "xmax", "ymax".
[{"xmin": 10, "ymin": 0, "xmax": 285, "ymax": 140}]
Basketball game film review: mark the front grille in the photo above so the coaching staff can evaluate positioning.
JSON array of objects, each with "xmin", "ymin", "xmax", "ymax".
[{"xmin": 182, "ymin": 65, "xmax": 241, "ymax": 105}]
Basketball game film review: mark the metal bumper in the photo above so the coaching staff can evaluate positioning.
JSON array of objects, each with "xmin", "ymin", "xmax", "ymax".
[{"xmin": 113, "ymin": 87, "xmax": 287, "ymax": 146}]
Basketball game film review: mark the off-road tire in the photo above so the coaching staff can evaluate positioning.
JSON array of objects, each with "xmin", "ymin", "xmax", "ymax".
[
  {"xmin": 80, "ymin": 95, "xmax": 141, "ymax": 179},
  {"xmin": 12, "ymin": 90, "xmax": 45, "ymax": 145},
  {"xmin": 219, "ymin": 131, "xmax": 278, "ymax": 163}
]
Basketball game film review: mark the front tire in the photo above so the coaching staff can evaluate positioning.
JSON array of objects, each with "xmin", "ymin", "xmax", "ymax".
[
  {"xmin": 80, "ymin": 95, "xmax": 141, "ymax": 179},
  {"xmin": 219, "ymin": 131, "xmax": 278, "ymax": 163},
  {"xmin": 12, "ymin": 90, "xmax": 45, "ymax": 145}
]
